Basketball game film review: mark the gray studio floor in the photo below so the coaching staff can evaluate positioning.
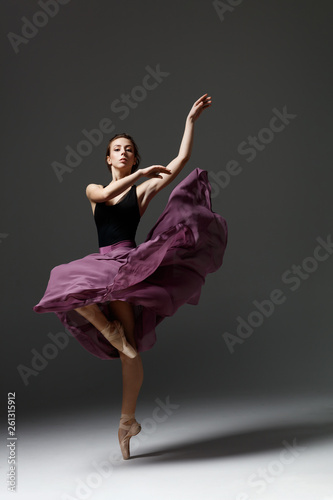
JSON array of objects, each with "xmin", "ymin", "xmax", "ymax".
[{"xmin": 2, "ymin": 395, "xmax": 333, "ymax": 500}]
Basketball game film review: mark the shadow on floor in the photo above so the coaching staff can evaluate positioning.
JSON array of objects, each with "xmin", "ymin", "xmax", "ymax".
[{"xmin": 132, "ymin": 418, "xmax": 333, "ymax": 463}]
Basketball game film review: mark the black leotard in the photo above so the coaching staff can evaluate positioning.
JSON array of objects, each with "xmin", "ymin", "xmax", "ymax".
[{"xmin": 94, "ymin": 185, "xmax": 141, "ymax": 247}]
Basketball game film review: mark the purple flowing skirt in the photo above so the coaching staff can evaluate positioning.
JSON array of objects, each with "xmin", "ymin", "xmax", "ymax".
[{"xmin": 33, "ymin": 168, "xmax": 228, "ymax": 360}]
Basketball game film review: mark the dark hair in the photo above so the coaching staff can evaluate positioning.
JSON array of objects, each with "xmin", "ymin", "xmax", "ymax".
[{"xmin": 105, "ymin": 133, "xmax": 141, "ymax": 175}]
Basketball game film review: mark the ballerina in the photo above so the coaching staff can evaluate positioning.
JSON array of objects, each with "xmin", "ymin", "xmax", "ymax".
[{"xmin": 33, "ymin": 93, "xmax": 228, "ymax": 459}]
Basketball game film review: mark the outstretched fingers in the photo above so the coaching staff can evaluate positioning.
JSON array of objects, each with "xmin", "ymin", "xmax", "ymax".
[
  {"xmin": 196, "ymin": 93, "xmax": 212, "ymax": 108},
  {"xmin": 188, "ymin": 93, "xmax": 212, "ymax": 121}
]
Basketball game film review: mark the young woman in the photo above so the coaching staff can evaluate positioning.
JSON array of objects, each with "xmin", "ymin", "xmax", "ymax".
[{"xmin": 33, "ymin": 93, "xmax": 228, "ymax": 460}]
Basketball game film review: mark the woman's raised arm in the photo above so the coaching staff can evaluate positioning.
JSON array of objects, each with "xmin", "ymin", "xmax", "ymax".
[
  {"xmin": 87, "ymin": 94, "xmax": 211, "ymax": 204},
  {"xmin": 142, "ymin": 93, "xmax": 212, "ymax": 199}
]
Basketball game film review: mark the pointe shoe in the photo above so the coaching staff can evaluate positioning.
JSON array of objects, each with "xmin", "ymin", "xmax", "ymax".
[
  {"xmin": 118, "ymin": 413, "xmax": 141, "ymax": 460},
  {"xmin": 101, "ymin": 321, "xmax": 138, "ymax": 359}
]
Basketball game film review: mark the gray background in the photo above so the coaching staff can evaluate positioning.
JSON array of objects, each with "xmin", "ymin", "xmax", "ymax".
[{"xmin": 1, "ymin": 0, "xmax": 332, "ymax": 419}]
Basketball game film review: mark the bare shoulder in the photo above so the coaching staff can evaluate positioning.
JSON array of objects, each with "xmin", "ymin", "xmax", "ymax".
[
  {"xmin": 86, "ymin": 183, "xmax": 104, "ymax": 199},
  {"xmin": 136, "ymin": 160, "xmax": 178, "ymax": 207},
  {"xmin": 136, "ymin": 179, "xmax": 159, "ymax": 217},
  {"xmin": 86, "ymin": 184, "xmax": 104, "ymax": 216},
  {"xmin": 136, "ymin": 179, "xmax": 154, "ymax": 199}
]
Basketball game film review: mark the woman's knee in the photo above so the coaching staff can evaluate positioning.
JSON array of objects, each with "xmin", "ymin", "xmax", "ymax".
[{"xmin": 74, "ymin": 303, "xmax": 98, "ymax": 318}]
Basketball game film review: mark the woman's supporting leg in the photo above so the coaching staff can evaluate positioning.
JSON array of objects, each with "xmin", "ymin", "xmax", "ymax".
[
  {"xmin": 108, "ymin": 300, "xmax": 144, "ymax": 415},
  {"xmin": 107, "ymin": 300, "xmax": 144, "ymax": 454},
  {"xmin": 74, "ymin": 300, "xmax": 144, "ymax": 455}
]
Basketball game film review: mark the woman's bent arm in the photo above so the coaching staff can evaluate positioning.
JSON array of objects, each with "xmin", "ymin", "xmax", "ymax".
[
  {"xmin": 87, "ymin": 94, "xmax": 211, "ymax": 204},
  {"xmin": 86, "ymin": 165, "xmax": 172, "ymax": 203},
  {"xmin": 86, "ymin": 170, "xmax": 143, "ymax": 203}
]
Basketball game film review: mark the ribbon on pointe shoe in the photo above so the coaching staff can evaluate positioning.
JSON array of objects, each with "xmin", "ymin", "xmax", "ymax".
[{"xmin": 118, "ymin": 414, "xmax": 142, "ymax": 460}]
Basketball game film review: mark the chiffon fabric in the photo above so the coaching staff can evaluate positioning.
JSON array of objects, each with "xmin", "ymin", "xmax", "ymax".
[{"xmin": 33, "ymin": 168, "xmax": 228, "ymax": 360}]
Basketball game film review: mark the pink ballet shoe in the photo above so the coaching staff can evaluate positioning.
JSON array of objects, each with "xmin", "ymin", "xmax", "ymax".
[
  {"xmin": 118, "ymin": 413, "xmax": 141, "ymax": 460},
  {"xmin": 101, "ymin": 320, "xmax": 138, "ymax": 359}
]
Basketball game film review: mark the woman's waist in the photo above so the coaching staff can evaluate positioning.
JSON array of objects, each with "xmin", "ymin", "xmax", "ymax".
[{"xmin": 99, "ymin": 239, "xmax": 137, "ymax": 255}]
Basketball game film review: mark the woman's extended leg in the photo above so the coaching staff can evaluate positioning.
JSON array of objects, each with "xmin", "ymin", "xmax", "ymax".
[
  {"xmin": 74, "ymin": 303, "xmax": 136, "ymax": 356},
  {"xmin": 74, "ymin": 303, "xmax": 111, "ymax": 332},
  {"xmin": 74, "ymin": 301, "xmax": 143, "ymax": 410}
]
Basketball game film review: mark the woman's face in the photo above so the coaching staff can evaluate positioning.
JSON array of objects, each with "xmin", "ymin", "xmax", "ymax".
[{"xmin": 107, "ymin": 138, "xmax": 136, "ymax": 171}]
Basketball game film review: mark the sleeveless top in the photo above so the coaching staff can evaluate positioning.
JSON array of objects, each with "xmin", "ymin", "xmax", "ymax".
[{"xmin": 94, "ymin": 185, "xmax": 141, "ymax": 247}]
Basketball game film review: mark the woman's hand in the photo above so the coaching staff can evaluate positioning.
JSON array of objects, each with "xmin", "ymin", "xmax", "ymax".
[
  {"xmin": 187, "ymin": 93, "xmax": 212, "ymax": 122},
  {"xmin": 139, "ymin": 165, "xmax": 172, "ymax": 179}
]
